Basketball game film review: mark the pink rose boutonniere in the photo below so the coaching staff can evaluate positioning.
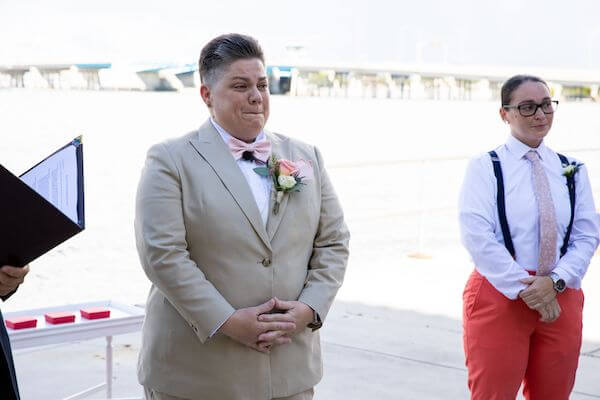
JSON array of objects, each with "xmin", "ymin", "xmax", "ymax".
[{"xmin": 254, "ymin": 155, "xmax": 314, "ymax": 214}]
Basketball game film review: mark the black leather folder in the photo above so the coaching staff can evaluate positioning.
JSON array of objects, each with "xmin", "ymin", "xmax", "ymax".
[{"xmin": 0, "ymin": 137, "xmax": 85, "ymax": 268}]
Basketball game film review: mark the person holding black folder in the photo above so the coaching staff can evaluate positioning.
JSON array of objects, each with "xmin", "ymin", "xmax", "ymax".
[
  {"xmin": 0, "ymin": 264, "xmax": 29, "ymax": 400},
  {"xmin": 0, "ymin": 137, "xmax": 83, "ymax": 400}
]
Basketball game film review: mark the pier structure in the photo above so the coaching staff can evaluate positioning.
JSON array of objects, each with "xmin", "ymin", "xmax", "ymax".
[
  {"xmin": 0, "ymin": 63, "xmax": 111, "ymax": 90},
  {"xmin": 278, "ymin": 63, "xmax": 600, "ymax": 102},
  {"xmin": 2, "ymin": 62, "xmax": 599, "ymax": 102}
]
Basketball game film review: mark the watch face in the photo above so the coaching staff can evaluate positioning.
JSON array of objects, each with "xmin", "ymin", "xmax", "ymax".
[
  {"xmin": 307, "ymin": 318, "xmax": 323, "ymax": 330},
  {"xmin": 555, "ymin": 279, "xmax": 566, "ymax": 292}
]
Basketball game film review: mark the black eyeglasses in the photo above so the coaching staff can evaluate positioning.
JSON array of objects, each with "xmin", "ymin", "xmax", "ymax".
[{"xmin": 503, "ymin": 100, "xmax": 559, "ymax": 117}]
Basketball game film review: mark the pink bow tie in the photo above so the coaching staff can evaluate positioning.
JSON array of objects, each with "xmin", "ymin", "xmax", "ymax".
[{"xmin": 227, "ymin": 136, "xmax": 271, "ymax": 163}]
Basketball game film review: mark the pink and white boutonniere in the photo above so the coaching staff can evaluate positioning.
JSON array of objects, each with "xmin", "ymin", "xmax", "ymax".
[{"xmin": 254, "ymin": 155, "xmax": 314, "ymax": 214}]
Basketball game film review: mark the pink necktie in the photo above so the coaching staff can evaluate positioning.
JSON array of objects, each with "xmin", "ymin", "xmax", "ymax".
[
  {"xmin": 525, "ymin": 150, "xmax": 557, "ymax": 276},
  {"xmin": 227, "ymin": 136, "xmax": 271, "ymax": 163}
]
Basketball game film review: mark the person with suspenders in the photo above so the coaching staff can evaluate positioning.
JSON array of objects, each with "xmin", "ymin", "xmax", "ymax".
[{"xmin": 458, "ymin": 75, "xmax": 600, "ymax": 400}]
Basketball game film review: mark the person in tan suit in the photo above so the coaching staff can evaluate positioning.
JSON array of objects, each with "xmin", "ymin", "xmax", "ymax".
[{"xmin": 135, "ymin": 33, "xmax": 350, "ymax": 400}]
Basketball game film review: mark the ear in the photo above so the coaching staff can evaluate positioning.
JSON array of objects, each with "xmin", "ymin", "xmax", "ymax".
[
  {"xmin": 499, "ymin": 106, "xmax": 509, "ymax": 124},
  {"xmin": 200, "ymin": 84, "xmax": 212, "ymax": 107}
]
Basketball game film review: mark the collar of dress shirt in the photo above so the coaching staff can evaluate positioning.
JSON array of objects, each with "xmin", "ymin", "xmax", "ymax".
[
  {"xmin": 505, "ymin": 134, "xmax": 549, "ymax": 161},
  {"xmin": 209, "ymin": 118, "xmax": 267, "ymax": 148}
]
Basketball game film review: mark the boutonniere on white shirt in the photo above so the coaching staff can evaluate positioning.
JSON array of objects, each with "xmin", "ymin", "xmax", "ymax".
[
  {"xmin": 562, "ymin": 161, "xmax": 584, "ymax": 178},
  {"xmin": 254, "ymin": 155, "xmax": 314, "ymax": 214}
]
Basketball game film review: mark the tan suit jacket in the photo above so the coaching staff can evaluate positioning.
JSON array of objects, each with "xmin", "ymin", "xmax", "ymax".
[{"xmin": 135, "ymin": 120, "xmax": 350, "ymax": 400}]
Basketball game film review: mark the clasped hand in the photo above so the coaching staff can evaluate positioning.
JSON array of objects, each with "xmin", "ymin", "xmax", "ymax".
[
  {"xmin": 519, "ymin": 276, "xmax": 560, "ymax": 323},
  {"xmin": 219, "ymin": 298, "xmax": 313, "ymax": 354}
]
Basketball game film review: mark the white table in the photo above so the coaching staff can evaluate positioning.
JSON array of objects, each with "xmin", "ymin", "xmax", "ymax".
[{"xmin": 4, "ymin": 300, "xmax": 145, "ymax": 400}]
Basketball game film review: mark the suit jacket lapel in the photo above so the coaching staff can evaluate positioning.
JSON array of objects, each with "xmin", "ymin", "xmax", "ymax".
[
  {"xmin": 266, "ymin": 132, "xmax": 291, "ymax": 241},
  {"xmin": 188, "ymin": 121, "xmax": 271, "ymax": 250}
]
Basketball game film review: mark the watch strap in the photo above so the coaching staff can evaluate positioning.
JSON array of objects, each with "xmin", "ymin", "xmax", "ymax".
[{"xmin": 307, "ymin": 310, "xmax": 322, "ymax": 331}]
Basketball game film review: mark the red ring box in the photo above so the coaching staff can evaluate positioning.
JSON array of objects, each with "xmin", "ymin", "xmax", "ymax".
[
  {"xmin": 45, "ymin": 312, "xmax": 76, "ymax": 324},
  {"xmin": 80, "ymin": 307, "xmax": 110, "ymax": 320},
  {"xmin": 5, "ymin": 316, "xmax": 37, "ymax": 330}
]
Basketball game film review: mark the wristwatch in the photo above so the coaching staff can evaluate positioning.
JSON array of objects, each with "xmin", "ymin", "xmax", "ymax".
[
  {"xmin": 549, "ymin": 272, "xmax": 566, "ymax": 293},
  {"xmin": 307, "ymin": 310, "xmax": 322, "ymax": 331}
]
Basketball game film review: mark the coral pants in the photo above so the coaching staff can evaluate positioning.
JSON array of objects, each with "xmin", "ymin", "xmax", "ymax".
[{"xmin": 462, "ymin": 269, "xmax": 584, "ymax": 400}]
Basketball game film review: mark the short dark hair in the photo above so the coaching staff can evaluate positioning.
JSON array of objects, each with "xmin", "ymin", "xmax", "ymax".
[
  {"xmin": 501, "ymin": 74, "xmax": 548, "ymax": 105},
  {"xmin": 198, "ymin": 33, "xmax": 265, "ymax": 87}
]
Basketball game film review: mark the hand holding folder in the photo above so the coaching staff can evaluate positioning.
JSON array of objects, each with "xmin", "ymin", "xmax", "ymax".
[
  {"xmin": 0, "ymin": 137, "xmax": 85, "ymax": 268},
  {"xmin": 0, "ymin": 265, "xmax": 30, "ymax": 297}
]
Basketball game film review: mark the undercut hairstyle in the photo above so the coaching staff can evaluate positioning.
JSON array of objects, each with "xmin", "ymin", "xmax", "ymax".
[
  {"xmin": 501, "ymin": 75, "xmax": 549, "ymax": 106},
  {"xmin": 198, "ymin": 33, "xmax": 265, "ymax": 87}
]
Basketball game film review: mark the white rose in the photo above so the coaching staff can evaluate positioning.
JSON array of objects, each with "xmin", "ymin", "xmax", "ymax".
[
  {"xmin": 278, "ymin": 175, "xmax": 297, "ymax": 189},
  {"xmin": 563, "ymin": 165, "xmax": 575, "ymax": 176}
]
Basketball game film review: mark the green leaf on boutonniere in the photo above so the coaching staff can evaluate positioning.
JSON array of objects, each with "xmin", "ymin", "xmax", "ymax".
[
  {"xmin": 253, "ymin": 166, "xmax": 270, "ymax": 177},
  {"xmin": 290, "ymin": 182, "xmax": 305, "ymax": 192}
]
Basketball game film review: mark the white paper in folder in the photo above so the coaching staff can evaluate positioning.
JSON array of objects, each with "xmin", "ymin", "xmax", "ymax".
[{"xmin": 19, "ymin": 144, "xmax": 79, "ymax": 224}]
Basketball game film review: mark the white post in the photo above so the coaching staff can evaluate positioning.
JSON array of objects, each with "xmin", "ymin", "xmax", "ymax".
[
  {"xmin": 409, "ymin": 159, "xmax": 431, "ymax": 259},
  {"xmin": 409, "ymin": 74, "xmax": 425, "ymax": 100},
  {"xmin": 417, "ymin": 159, "xmax": 426, "ymax": 254},
  {"xmin": 106, "ymin": 335, "xmax": 113, "ymax": 399}
]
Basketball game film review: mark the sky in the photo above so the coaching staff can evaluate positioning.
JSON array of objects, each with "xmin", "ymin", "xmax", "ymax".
[{"xmin": 1, "ymin": 0, "xmax": 600, "ymax": 69}]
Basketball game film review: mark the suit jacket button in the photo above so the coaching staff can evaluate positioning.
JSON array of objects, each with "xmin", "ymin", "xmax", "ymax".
[{"xmin": 262, "ymin": 258, "xmax": 271, "ymax": 267}]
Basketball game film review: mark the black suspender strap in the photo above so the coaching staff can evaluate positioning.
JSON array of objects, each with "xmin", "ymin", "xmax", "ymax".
[
  {"xmin": 488, "ymin": 150, "xmax": 516, "ymax": 258},
  {"xmin": 557, "ymin": 153, "xmax": 576, "ymax": 257},
  {"xmin": 488, "ymin": 150, "xmax": 577, "ymax": 259}
]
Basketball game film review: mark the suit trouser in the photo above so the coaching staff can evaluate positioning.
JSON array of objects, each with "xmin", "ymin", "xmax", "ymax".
[
  {"xmin": 144, "ymin": 386, "xmax": 314, "ymax": 400},
  {"xmin": 462, "ymin": 269, "xmax": 583, "ymax": 400}
]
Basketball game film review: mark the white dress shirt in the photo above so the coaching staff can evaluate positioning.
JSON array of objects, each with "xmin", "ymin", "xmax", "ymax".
[
  {"xmin": 209, "ymin": 118, "xmax": 272, "ymax": 226},
  {"xmin": 459, "ymin": 135, "xmax": 600, "ymax": 299}
]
